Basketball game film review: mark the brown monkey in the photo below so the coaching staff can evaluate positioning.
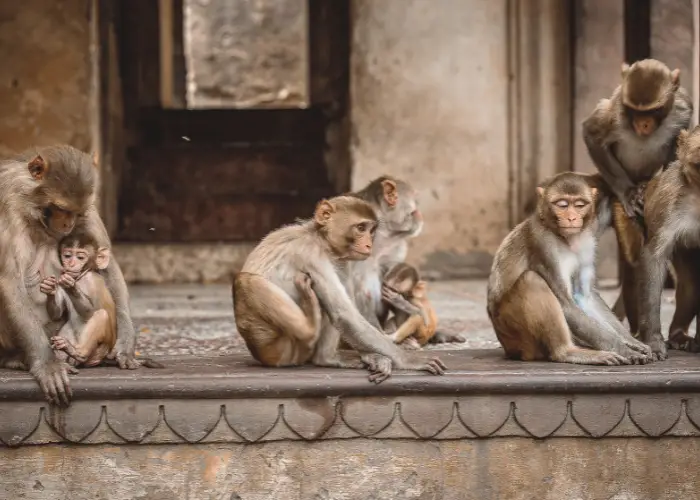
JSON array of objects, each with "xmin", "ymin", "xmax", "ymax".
[
  {"xmin": 582, "ymin": 59, "xmax": 692, "ymax": 331},
  {"xmin": 232, "ymin": 196, "xmax": 446, "ymax": 383},
  {"xmin": 487, "ymin": 172, "xmax": 652, "ymax": 366},
  {"xmin": 40, "ymin": 230, "xmax": 116, "ymax": 367},
  {"xmin": 0, "ymin": 146, "xmax": 144, "ymax": 406},
  {"xmin": 349, "ymin": 176, "xmax": 465, "ymax": 345},
  {"xmin": 381, "ymin": 263, "xmax": 438, "ymax": 347},
  {"xmin": 637, "ymin": 125, "xmax": 700, "ymax": 359}
]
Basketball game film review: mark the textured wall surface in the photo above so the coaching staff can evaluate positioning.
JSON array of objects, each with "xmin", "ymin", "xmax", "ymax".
[
  {"xmin": 0, "ymin": 0, "xmax": 92, "ymax": 157},
  {"xmin": 350, "ymin": 0, "xmax": 510, "ymax": 279},
  {"xmin": 651, "ymin": 0, "xmax": 695, "ymax": 97},
  {"xmin": 2, "ymin": 439, "xmax": 700, "ymax": 499}
]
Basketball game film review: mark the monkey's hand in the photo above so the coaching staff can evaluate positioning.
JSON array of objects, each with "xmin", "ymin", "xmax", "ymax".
[
  {"xmin": 401, "ymin": 337, "xmax": 421, "ymax": 350},
  {"xmin": 360, "ymin": 353, "xmax": 393, "ymax": 384},
  {"xmin": 400, "ymin": 355, "xmax": 447, "ymax": 375},
  {"xmin": 39, "ymin": 276, "xmax": 58, "ymax": 296},
  {"xmin": 625, "ymin": 186, "xmax": 646, "ymax": 218},
  {"xmin": 58, "ymin": 273, "xmax": 76, "ymax": 290},
  {"xmin": 381, "ymin": 286, "xmax": 422, "ymax": 317},
  {"xmin": 110, "ymin": 345, "xmax": 141, "ymax": 370},
  {"xmin": 29, "ymin": 358, "xmax": 78, "ymax": 406}
]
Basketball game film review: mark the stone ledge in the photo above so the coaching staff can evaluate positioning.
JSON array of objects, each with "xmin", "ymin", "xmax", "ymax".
[{"xmin": 2, "ymin": 349, "xmax": 700, "ymax": 446}]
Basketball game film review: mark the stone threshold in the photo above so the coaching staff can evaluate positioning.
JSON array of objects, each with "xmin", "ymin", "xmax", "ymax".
[{"xmin": 2, "ymin": 349, "xmax": 700, "ymax": 446}]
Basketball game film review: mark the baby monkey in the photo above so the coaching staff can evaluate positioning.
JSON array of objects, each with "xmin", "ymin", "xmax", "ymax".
[
  {"xmin": 381, "ymin": 263, "xmax": 438, "ymax": 348},
  {"xmin": 41, "ymin": 230, "xmax": 123, "ymax": 368}
]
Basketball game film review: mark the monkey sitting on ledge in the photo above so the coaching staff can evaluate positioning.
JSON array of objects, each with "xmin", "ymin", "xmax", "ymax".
[
  {"xmin": 487, "ymin": 172, "xmax": 652, "ymax": 365},
  {"xmin": 381, "ymin": 262, "xmax": 438, "ymax": 349}
]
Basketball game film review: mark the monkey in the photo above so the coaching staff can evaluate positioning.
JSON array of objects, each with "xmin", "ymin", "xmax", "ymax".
[
  {"xmin": 636, "ymin": 125, "xmax": 700, "ymax": 359},
  {"xmin": 380, "ymin": 263, "xmax": 438, "ymax": 348},
  {"xmin": 0, "ymin": 146, "xmax": 145, "ymax": 406},
  {"xmin": 582, "ymin": 59, "xmax": 693, "ymax": 334},
  {"xmin": 39, "ymin": 231, "xmax": 163, "ymax": 369},
  {"xmin": 487, "ymin": 172, "xmax": 653, "ymax": 366},
  {"xmin": 232, "ymin": 195, "xmax": 447, "ymax": 383},
  {"xmin": 347, "ymin": 176, "xmax": 465, "ymax": 345}
]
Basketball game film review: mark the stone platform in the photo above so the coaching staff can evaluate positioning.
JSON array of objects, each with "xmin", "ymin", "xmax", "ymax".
[{"xmin": 0, "ymin": 282, "xmax": 697, "ymax": 500}]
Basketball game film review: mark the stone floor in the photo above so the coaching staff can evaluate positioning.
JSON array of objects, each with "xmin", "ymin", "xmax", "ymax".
[{"xmin": 130, "ymin": 280, "xmax": 683, "ymax": 357}]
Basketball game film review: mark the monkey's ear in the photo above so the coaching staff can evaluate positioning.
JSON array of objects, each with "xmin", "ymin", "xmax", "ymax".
[
  {"xmin": 536, "ymin": 186, "xmax": 545, "ymax": 198},
  {"xmin": 95, "ymin": 247, "xmax": 111, "ymax": 270},
  {"xmin": 671, "ymin": 68, "xmax": 681, "ymax": 88},
  {"xmin": 314, "ymin": 199, "xmax": 335, "ymax": 226},
  {"xmin": 91, "ymin": 151, "xmax": 100, "ymax": 168},
  {"xmin": 28, "ymin": 155, "xmax": 48, "ymax": 181},
  {"xmin": 621, "ymin": 62, "xmax": 630, "ymax": 78},
  {"xmin": 381, "ymin": 179, "xmax": 398, "ymax": 207},
  {"xmin": 590, "ymin": 187, "xmax": 598, "ymax": 200}
]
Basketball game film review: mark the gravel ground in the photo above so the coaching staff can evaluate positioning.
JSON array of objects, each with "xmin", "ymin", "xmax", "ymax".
[{"xmin": 130, "ymin": 281, "xmax": 682, "ymax": 357}]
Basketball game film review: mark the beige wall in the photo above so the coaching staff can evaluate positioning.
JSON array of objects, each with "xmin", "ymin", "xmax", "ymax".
[
  {"xmin": 0, "ymin": 0, "xmax": 93, "ymax": 157},
  {"xmin": 350, "ymin": 0, "xmax": 511, "ymax": 279}
]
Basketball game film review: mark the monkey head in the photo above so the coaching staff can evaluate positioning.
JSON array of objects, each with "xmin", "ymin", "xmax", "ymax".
[
  {"xmin": 374, "ymin": 176, "xmax": 424, "ymax": 237},
  {"xmin": 24, "ymin": 146, "xmax": 98, "ymax": 240},
  {"xmin": 314, "ymin": 196, "xmax": 378, "ymax": 260},
  {"xmin": 537, "ymin": 173, "xmax": 597, "ymax": 238},
  {"xmin": 59, "ymin": 230, "xmax": 110, "ymax": 276},
  {"xmin": 678, "ymin": 125, "xmax": 700, "ymax": 185},
  {"xmin": 621, "ymin": 59, "xmax": 680, "ymax": 138}
]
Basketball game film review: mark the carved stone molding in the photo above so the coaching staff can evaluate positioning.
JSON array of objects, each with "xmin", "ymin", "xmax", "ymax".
[
  {"xmin": 4, "ymin": 393, "xmax": 700, "ymax": 447},
  {"xmin": 2, "ymin": 350, "xmax": 700, "ymax": 447}
]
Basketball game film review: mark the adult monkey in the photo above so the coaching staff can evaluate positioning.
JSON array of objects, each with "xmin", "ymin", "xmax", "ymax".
[
  {"xmin": 349, "ymin": 176, "xmax": 466, "ymax": 345},
  {"xmin": 637, "ymin": 126, "xmax": 700, "ymax": 360},
  {"xmin": 582, "ymin": 58, "xmax": 693, "ymax": 332},
  {"xmin": 233, "ymin": 195, "xmax": 446, "ymax": 383},
  {"xmin": 487, "ymin": 172, "xmax": 652, "ymax": 365},
  {"xmin": 0, "ymin": 145, "xmax": 139, "ymax": 405}
]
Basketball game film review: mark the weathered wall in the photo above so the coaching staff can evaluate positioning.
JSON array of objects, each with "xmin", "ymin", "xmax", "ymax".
[
  {"xmin": 3, "ymin": 439, "xmax": 700, "ymax": 499},
  {"xmin": 350, "ymin": 0, "xmax": 510, "ymax": 279},
  {"xmin": 651, "ymin": 0, "xmax": 695, "ymax": 98},
  {"xmin": 0, "ymin": 0, "xmax": 92, "ymax": 157}
]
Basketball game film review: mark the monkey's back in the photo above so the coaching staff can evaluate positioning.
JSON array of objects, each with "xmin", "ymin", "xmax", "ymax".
[{"xmin": 487, "ymin": 219, "xmax": 532, "ymax": 314}]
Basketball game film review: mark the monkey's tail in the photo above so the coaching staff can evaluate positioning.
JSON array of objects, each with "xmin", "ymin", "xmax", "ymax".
[{"xmin": 138, "ymin": 357, "xmax": 165, "ymax": 369}]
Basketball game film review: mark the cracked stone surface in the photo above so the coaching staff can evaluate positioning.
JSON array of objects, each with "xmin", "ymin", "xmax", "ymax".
[{"xmin": 131, "ymin": 281, "xmax": 682, "ymax": 357}]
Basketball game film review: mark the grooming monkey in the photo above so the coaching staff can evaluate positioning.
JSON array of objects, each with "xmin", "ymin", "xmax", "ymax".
[
  {"xmin": 0, "ymin": 146, "xmax": 145, "ymax": 405},
  {"xmin": 232, "ymin": 196, "xmax": 446, "ymax": 383},
  {"xmin": 487, "ymin": 172, "xmax": 652, "ymax": 365},
  {"xmin": 636, "ymin": 125, "xmax": 700, "ymax": 359},
  {"xmin": 582, "ymin": 59, "xmax": 693, "ymax": 332},
  {"xmin": 381, "ymin": 263, "xmax": 438, "ymax": 348},
  {"xmin": 348, "ymin": 176, "xmax": 465, "ymax": 345}
]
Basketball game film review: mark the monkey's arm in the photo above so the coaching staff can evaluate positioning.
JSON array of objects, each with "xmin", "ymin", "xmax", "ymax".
[
  {"xmin": 46, "ymin": 290, "xmax": 67, "ymax": 321},
  {"xmin": 0, "ymin": 276, "xmax": 72, "ymax": 405},
  {"xmin": 64, "ymin": 286, "xmax": 97, "ymax": 319},
  {"xmin": 637, "ymin": 238, "xmax": 671, "ymax": 360},
  {"xmin": 381, "ymin": 285, "xmax": 425, "ymax": 319},
  {"xmin": 83, "ymin": 209, "xmax": 138, "ymax": 368},
  {"xmin": 582, "ymin": 134, "xmax": 638, "ymax": 217}
]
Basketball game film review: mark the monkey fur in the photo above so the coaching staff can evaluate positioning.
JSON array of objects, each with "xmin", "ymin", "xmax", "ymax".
[
  {"xmin": 232, "ymin": 195, "xmax": 446, "ymax": 384},
  {"xmin": 487, "ymin": 172, "xmax": 652, "ymax": 366},
  {"xmin": 381, "ymin": 263, "xmax": 438, "ymax": 347}
]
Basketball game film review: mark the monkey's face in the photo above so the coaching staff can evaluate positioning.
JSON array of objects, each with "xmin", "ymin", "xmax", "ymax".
[
  {"xmin": 60, "ymin": 245, "xmax": 92, "ymax": 273},
  {"xmin": 624, "ymin": 106, "xmax": 667, "ymax": 137},
  {"xmin": 26, "ymin": 151, "xmax": 97, "ymax": 239},
  {"xmin": 385, "ymin": 189, "xmax": 423, "ymax": 237},
  {"xmin": 344, "ymin": 218, "xmax": 377, "ymax": 260},
  {"xmin": 549, "ymin": 197, "xmax": 592, "ymax": 237}
]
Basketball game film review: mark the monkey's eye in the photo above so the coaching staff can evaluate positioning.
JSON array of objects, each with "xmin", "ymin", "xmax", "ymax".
[
  {"xmin": 554, "ymin": 200, "xmax": 569, "ymax": 208},
  {"xmin": 574, "ymin": 200, "xmax": 588, "ymax": 208},
  {"xmin": 356, "ymin": 222, "xmax": 368, "ymax": 233}
]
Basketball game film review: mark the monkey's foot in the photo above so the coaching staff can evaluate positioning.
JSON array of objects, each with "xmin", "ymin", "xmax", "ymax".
[
  {"xmin": 50, "ymin": 336, "xmax": 88, "ymax": 364},
  {"xmin": 622, "ymin": 339, "xmax": 653, "ymax": 358},
  {"xmin": 618, "ymin": 346, "xmax": 651, "ymax": 365},
  {"xmin": 648, "ymin": 338, "xmax": 668, "ymax": 361},
  {"xmin": 429, "ymin": 331, "xmax": 466, "ymax": 344},
  {"xmin": 29, "ymin": 359, "xmax": 75, "ymax": 406},
  {"xmin": 400, "ymin": 338, "xmax": 421, "ymax": 350},
  {"xmin": 360, "ymin": 353, "xmax": 393, "ymax": 384},
  {"xmin": 666, "ymin": 331, "xmax": 694, "ymax": 351}
]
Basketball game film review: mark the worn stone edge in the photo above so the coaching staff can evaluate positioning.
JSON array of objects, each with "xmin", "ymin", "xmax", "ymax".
[{"xmin": 2, "ymin": 393, "xmax": 700, "ymax": 447}]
